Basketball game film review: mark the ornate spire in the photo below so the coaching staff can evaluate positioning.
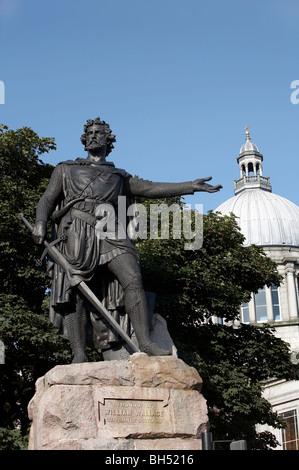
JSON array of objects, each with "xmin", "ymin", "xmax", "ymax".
[
  {"xmin": 234, "ymin": 126, "xmax": 271, "ymax": 195},
  {"xmin": 245, "ymin": 125, "xmax": 250, "ymax": 141}
]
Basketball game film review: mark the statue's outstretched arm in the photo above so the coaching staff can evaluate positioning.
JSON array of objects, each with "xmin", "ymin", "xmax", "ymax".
[{"xmin": 124, "ymin": 176, "xmax": 222, "ymax": 198}]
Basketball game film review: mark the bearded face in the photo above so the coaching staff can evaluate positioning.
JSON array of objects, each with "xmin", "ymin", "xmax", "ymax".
[{"xmin": 84, "ymin": 124, "xmax": 107, "ymax": 153}]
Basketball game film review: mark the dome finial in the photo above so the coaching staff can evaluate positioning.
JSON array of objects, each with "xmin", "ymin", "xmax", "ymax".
[{"xmin": 245, "ymin": 125, "xmax": 251, "ymax": 141}]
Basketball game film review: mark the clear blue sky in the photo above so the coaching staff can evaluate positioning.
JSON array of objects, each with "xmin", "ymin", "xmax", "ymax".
[{"xmin": 1, "ymin": 0, "xmax": 299, "ymax": 212}]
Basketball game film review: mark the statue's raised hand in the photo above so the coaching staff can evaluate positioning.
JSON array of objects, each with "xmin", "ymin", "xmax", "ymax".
[{"xmin": 192, "ymin": 177, "xmax": 222, "ymax": 193}]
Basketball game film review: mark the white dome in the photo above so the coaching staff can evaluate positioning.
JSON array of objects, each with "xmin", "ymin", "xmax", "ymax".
[
  {"xmin": 215, "ymin": 189, "xmax": 299, "ymax": 247},
  {"xmin": 240, "ymin": 140, "xmax": 260, "ymax": 154}
]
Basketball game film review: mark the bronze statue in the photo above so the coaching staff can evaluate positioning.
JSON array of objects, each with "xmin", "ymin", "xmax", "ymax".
[{"xmin": 32, "ymin": 117, "xmax": 222, "ymax": 363}]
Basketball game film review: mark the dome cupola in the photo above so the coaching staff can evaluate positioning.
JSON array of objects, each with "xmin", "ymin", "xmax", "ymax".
[{"xmin": 235, "ymin": 126, "xmax": 271, "ymax": 195}]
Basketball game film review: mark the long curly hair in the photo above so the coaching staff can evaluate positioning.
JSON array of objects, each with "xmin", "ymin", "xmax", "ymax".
[{"xmin": 80, "ymin": 117, "xmax": 116, "ymax": 156}]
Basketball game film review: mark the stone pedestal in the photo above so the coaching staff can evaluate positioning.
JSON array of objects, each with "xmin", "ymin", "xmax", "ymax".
[{"xmin": 28, "ymin": 354, "xmax": 209, "ymax": 450}]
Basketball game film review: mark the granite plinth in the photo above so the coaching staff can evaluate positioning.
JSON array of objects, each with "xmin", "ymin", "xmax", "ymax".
[{"xmin": 28, "ymin": 354, "xmax": 209, "ymax": 450}]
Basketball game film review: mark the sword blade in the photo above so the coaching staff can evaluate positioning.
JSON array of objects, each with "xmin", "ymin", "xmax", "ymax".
[{"xmin": 77, "ymin": 281, "xmax": 139, "ymax": 353}]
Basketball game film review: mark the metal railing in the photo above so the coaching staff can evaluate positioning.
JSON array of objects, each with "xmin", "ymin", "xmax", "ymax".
[
  {"xmin": 235, "ymin": 175, "xmax": 271, "ymax": 188},
  {"xmin": 202, "ymin": 432, "xmax": 247, "ymax": 450}
]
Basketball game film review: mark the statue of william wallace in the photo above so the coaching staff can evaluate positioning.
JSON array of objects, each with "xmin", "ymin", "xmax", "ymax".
[{"xmin": 32, "ymin": 117, "xmax": 222, "ymax": 363}]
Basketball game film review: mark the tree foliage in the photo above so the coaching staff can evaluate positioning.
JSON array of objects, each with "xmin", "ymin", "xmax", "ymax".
[
  {"xmin": 0, "ymin": 125, "xmax": 298, "ymax": 450},
  {"xmin": 0, "ymin": 124, "xmax": 55, "ymax": 307}
]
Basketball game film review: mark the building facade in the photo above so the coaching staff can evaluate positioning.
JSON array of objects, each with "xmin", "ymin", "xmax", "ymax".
[{"xmin": 215, "ymin": 127, "xmax": 299, "ymax": 450}]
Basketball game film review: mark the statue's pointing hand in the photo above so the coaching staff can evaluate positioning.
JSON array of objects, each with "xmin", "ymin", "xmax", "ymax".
[{"xmin": 192, "ymin": 177, "xmax": 223, "ymax": 193}]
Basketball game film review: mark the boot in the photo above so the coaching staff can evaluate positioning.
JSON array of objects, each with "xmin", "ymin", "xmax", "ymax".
[{"xmin": 125, "ymin": 289, "xmax": 171, "ymax": 356}]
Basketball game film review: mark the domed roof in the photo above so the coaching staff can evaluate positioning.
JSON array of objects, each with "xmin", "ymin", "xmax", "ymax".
[
  {"xmin": 239, "ymin": 125, "xmax": 261, "ymax": 155},
  {"xmin": 215, "ymin": 189, "xmax": 299, "ymax": 247},
  {"xmin": 240, "ymin": 140, "xmax": 260, "ymax": 154}
]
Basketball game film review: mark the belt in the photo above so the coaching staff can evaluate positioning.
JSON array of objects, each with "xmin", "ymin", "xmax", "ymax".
[
  {"xmin": 84, "ymin": 198, "xmax": 106, "ymax": 203},
  {"xmin": 52, "ymin": 198, "xmax": 113, "ymax": 224},
  {"xmin": 71, "ymin": 208, "xmax": 97, "ymax": 227}
]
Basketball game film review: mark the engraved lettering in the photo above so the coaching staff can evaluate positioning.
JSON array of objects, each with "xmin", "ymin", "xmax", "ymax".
[{"xmin": 99, "ymin": 398, "xmax": 165, "ymax": 426}]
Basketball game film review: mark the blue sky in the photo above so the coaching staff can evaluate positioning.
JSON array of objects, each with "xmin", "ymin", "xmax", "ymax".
[{"xmin": 1, "ymin": 0, "xmax": 299, "ymax": 212}]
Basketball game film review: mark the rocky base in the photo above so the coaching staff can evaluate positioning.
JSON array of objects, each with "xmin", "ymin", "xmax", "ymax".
[{"xmin": 28, "ymin": 354, "xmax": 209, "ymax": 450}]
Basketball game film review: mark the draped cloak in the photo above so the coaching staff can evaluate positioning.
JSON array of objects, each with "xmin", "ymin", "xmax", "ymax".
[{"xmin": 46, "ymin": 159, "xmax": 137, "ymax": 350}]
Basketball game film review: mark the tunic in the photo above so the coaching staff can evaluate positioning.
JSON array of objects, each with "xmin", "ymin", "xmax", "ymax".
[{"xmin": 35, "ymin": 157, "xmax": 195, "ymax": 349}]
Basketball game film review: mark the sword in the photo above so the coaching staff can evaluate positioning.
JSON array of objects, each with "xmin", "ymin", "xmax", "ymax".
[{"xmin": 18, "ymin": 213, "xmax": 140, "ymax": 353}]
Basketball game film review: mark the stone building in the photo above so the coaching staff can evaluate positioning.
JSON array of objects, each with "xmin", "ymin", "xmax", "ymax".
[{"xmin": 215, "ymin": 127, "xmax": 299, "ymax": 450}]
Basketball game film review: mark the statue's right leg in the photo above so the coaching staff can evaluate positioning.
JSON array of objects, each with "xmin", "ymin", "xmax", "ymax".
[
  {"xmin": 107, "ymin": 253, "xmax": 171, "ymax": 356},
  {"xmin": 64, "ymin": 292, "xmax": 88, "ymax": 363}
]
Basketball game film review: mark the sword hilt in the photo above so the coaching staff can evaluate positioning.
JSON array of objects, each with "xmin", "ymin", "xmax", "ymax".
[{"xmin": 18, "ymin": 213, "xmax": 34, "ymax": 233}]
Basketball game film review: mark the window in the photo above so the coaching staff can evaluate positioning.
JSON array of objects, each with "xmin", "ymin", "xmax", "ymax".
[
  {"xmin": 281, "ymin": 410, "xmax": 299, "ymax": 450},
  {"xmin": 254, "ymin": 287, "xmax": 267, "ymax": 322},
  {"xmin": 248, "ymin": 162, "xmax": 254, "ymax": 175},
  {"xmin": 241, "ymin": 302, "xmax": 250, "ymax": 323},
  {"xmin": 271, "ymin": 284, "xmax": 280, "ymax": 321},
  {"xmin": 240, "ymin": 285, "xmax": 280, "ymax": 324}
]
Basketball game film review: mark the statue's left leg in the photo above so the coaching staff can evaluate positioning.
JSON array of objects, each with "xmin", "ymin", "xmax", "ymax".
[
  {"xmin": 64, "ymin": 293, "xmax": 88, "ymax": 363},
  {"xmin": 107, "ymin": 253, "xmax": 171, "ymax": 356}
]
